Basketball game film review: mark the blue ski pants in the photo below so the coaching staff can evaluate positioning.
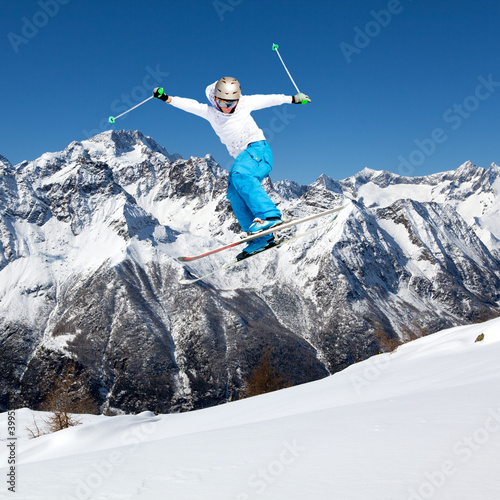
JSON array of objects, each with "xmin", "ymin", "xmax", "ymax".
[{"xmin": 227, "ymin": 141, "xmax": 281, "ymax": 232}]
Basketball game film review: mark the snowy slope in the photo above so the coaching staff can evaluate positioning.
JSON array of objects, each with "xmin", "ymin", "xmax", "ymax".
[{"xmin": 1, "ymin": 317, "xmax": 499, "ymax": 499}]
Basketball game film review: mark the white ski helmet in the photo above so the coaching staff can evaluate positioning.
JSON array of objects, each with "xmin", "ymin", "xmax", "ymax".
[{"xmin": 215, "ymin": 77, "xmax": 241, "ymax": 100}]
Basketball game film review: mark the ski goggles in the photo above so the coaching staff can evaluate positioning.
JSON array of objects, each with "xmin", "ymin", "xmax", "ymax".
[{"xmin": 216, "ymin": 97, "xmax": 239, "ymax": 110}]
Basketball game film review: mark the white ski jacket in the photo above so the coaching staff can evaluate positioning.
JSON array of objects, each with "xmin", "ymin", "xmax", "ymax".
[{"xmin": 169, "ymin": 81, "xmax": 291, "ymax": 158}]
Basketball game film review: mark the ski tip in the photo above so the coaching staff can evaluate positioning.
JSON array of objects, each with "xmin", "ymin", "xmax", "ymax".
[{"xmin": 178, "ymin": 255, "xmax": 203, "ymax": 262}]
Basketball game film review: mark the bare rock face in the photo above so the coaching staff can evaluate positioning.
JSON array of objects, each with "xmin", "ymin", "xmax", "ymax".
[{"xmin": 1, "ymin": 131, "xmax": 499, "ymax": 413}]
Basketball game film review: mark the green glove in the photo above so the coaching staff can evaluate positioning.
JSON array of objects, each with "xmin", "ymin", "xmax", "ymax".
[
  {"xmin": 292, "ymin": 93, "xmax": 311, "ymax": 104},
  {"xmin": 153, "ymin": 87, "xmax": 169, "ymax": 102}
]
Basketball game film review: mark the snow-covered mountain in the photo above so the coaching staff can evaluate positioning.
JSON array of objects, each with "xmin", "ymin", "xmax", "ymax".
[
  {"xmin": 2, "ymin": 318, "xmax": 499, "ymax": 499},
  {"xmin": 1, "ymin": 130, "xmax": 499, "ymax": 414}
]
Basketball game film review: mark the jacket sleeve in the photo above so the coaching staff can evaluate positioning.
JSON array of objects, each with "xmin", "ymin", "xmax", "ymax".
[
  {"xmin": 243, "ymin": 94, "xmax": 292, "ymax": 111},
  {"xmin": 169, "ymin": 96, "xmax": 210, "ymax": 120}
]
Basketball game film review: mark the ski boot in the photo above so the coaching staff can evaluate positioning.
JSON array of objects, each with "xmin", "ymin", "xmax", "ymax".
[
  {"xmin": 248, "ymin": 217, "xmax": 282, "ymax": 234},
  {"xmin": 236, "ymin": 234, "xmax": 276, "ymax": 261}
]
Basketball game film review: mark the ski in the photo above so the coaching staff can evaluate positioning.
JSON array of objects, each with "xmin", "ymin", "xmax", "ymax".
[
  {"xmin": 179, "ymin": 212, "xmax": 341, "ymax": 285},
  {"xmin": 177, "ymin": 204, "xmax": 348, "ymax": 263}
]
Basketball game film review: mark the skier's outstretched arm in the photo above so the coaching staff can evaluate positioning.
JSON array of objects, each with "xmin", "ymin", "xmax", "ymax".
[
  {"xmin": 245, "ymin": 92, "xmax": 311, "ymax": 111},
  {"xmin": 153, "ymin": 87, "xmax": 209, "ymax": 120}
]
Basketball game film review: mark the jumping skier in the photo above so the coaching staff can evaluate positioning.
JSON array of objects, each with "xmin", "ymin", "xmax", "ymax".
[{"xmin": 153, "ymin": 77, "xmax": 310, "ymax": 259}]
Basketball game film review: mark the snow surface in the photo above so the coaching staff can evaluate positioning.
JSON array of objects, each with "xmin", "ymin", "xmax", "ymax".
[{"xmin": 1, "ymin": 318, "xmax": 499, "ymax": 499}]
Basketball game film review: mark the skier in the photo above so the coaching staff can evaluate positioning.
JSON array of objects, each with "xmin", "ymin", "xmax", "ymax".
[{"xmin": 153, "ymin": 77, "xmax": 310, "ymax": 259}]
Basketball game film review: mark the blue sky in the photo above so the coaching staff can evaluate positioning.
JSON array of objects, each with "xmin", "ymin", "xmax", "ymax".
[{"xmin": 1, "ymin": 0, "xmax": 498, "ymax": 185}]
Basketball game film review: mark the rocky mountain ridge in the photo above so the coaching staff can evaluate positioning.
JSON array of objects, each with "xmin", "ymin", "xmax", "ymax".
[{"xmin": 1, "ymin": 130, "xmax": 499, "ymax": 414}]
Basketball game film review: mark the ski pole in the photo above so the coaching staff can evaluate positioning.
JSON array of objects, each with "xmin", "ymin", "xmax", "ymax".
[
  {"xmin": 108, "ymin": 94, "xmax": 156, "ymax": 123},
  {"xmin": 272, "ymin": 43, "xmax": 308, "ymax": 104}
]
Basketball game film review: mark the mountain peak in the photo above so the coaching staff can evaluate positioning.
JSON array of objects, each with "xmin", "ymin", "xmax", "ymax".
[
  {"xmin": 311, "ymin": 173, "xmax": 342, "ymax": 193},
  {"xmin": 455, "ymin": 160, "xmax": 481, "ymax": 174},
  {"xmin": 83, "ymin": 130, "xmax": 181, "ymax": 162},
  {"xmin": 488, "ymin": 162, "xmax": 500, "ymax": 174},
  {"xmin": 359, "ymin": 166, "xmax": 378, "ymax": 176},
  {"xmin": 0, "ymin": 154, "xmax": 13, "ymax": 171},
  {"xmin": 487, "ymin": 162, "xmax": 500, "ymax": 186}
]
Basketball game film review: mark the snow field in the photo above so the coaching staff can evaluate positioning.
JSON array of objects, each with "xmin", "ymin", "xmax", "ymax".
[{"xmin": 1, "ymin": 318, "xmax": 499, "ymax": 499}]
